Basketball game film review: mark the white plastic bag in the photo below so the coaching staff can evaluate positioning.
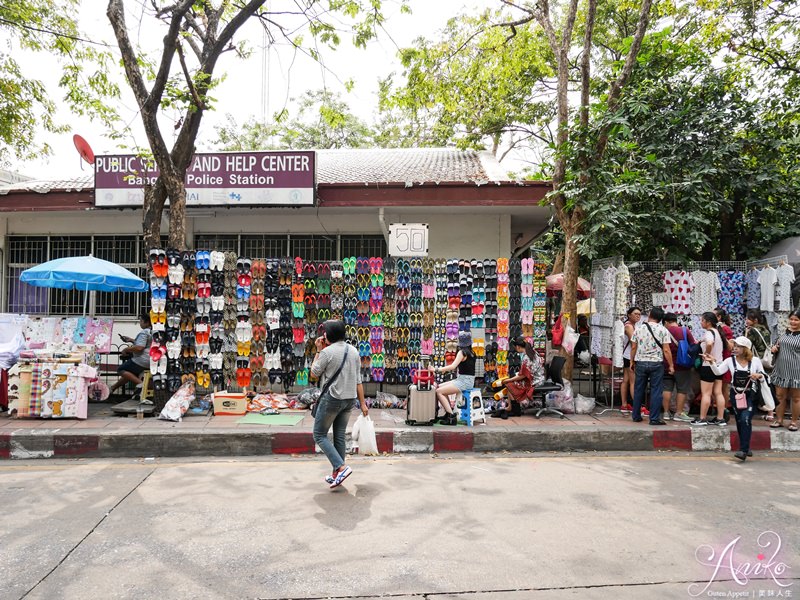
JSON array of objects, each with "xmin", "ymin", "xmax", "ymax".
[
  {"xmin": 354, "ymin": 414, "xmax": 378, "ymax": 455},
  {"xmin": 574, "ymin": 394, "xmax": 596, "ymax": 414},
  {"xmin": 562, "ymin": 326, "xmax": 580, "ymax": 355},
  {"xmin": 546, "ymin": 380, "xmax": 574, "ymax": 413},
  {"xmin": 159, "ymin": 381, "xmax": 194, "ymax": 422}
]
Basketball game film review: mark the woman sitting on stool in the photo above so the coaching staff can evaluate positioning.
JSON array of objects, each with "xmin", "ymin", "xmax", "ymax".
[
  {"xmin": 492, "ymin": 336, "xmax": 545, "ymax": 418},
  {"xmin": 433, "ymin": 332, "xmax": 476, "ymax": 425}
]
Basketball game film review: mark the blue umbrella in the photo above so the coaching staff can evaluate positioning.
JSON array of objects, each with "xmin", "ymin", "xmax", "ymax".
[{"xmin": 20, "ymin": 255, "xmax": 148, "ymax": 316}]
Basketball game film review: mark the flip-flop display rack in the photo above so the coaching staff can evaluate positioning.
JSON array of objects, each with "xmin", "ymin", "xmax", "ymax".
[{"xmin": 147, "ymin": 250, "xmax": 548, "ymax": 397}]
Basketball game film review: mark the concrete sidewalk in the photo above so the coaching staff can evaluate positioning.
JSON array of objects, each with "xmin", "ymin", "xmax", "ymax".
[{"xmin": 1, "ymin": 403, "xmax": 799, "ymax": 459}]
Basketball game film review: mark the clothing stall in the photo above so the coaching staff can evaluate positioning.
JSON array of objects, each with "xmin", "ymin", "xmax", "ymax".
[{"xmin": 589, "ymin": 255, "xmax": 794, "ymax": 410}]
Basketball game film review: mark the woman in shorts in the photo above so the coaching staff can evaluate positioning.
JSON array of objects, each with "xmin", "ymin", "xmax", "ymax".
[
  {"xmin": 434, "ymin": 332, "xmax": 476, "ymax": 425},
  {"xmin": 692, "ymin": 312, "xmax": 728, "ymax": 426},
  {"xmin": 620, "ymin": 307, "xmax": 641, "ymax": 412}
]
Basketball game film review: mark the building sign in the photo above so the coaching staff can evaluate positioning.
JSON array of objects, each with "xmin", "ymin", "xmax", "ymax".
[
  {"xmin": 94, "ymin": 151, "xmax": 315, "ymax": 207},
  {"xmin": 389, "ymin": 223, "xmax": 429, "ymax": 257}
]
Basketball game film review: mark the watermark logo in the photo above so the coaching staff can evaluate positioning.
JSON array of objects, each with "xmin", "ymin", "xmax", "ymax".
[{"xmin": 689, "ymin": 530, "xmax": 793, "ymax": 597}]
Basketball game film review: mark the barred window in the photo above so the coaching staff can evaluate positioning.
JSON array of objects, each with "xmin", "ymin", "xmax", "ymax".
[
  {"xmin": 240, "ymin": 235, "xmax": 286, "ymax": 259},
  {"xmin": 94, "ymin": 236, "xmax": 140, "ymax": 316},
  {"xmin": 195, "ymin": 234, "xmax": 239, "ymax": 253},
  {"xmin": 290, "ymin": 235, "xmax": 336, "ymax": 261},
  {"xmin": 340, "ymin": 235, "xmax": 387, "ymax": 258}
]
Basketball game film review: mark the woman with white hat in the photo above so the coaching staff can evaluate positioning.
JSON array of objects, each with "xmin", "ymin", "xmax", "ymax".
[{"xmin": 703, "ymin": 335, "xmax": 766, "ymax": 461}]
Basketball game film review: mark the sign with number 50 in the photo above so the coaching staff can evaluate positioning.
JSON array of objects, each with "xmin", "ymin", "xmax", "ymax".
[{"xmin": 389, "ymin": 223, "xmax": 429, "ymax": 257}]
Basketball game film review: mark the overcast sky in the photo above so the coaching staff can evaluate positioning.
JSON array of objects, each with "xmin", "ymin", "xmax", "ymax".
[{"xmin": 10, "ymin": 0, "xmax": 497, "ymax": 180}]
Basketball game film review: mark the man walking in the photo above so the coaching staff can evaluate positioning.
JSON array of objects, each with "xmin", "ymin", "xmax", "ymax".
[{"xmin": 630, "ymin": 307, "xmax": 674, "ymax": 425}]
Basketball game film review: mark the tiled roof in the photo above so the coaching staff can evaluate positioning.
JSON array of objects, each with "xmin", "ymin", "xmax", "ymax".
[
  {"xmin": 0, "ymin": 175, "xmax": 93, "ymax": 195},
  {"xmin": 0, "ymin": 149, "xmax": 514, "ymax": 195},
  {"xmin": 316, "ymin": 148, "xmax": 509, "ymax": 185}
]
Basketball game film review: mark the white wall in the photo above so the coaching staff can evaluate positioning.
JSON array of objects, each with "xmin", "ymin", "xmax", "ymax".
[{"xmin": 7, "ymin": 208, "xmax": 516, "ymax": 258}]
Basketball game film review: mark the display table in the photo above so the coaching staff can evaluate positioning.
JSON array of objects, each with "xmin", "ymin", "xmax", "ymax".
[{"xmin": 15, "ymin": 355, "xmax": 96, "ymax": 420}]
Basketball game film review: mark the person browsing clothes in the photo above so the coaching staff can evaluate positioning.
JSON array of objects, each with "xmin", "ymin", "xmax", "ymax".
[
  {"xmin": 310, "ymin": 319, "xmax": 369, "ymax": 489},
  {"xmin": 630, "ymin": 307, "xmax": 674, "ymax": 425}
]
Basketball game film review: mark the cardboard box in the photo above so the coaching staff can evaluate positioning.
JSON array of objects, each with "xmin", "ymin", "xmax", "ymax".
[{"xmin": 211, "ymin": 392, "xmax": 247, "ymax": 416}]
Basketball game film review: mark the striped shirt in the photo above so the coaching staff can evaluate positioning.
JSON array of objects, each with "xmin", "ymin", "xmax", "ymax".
[
  {"xmin": 311, "ymin": 341, "xmax": 362, "ymax": 400},
  {"xmin": 772, "ymin": 331, "xmax": 800, "ymax": 389}
]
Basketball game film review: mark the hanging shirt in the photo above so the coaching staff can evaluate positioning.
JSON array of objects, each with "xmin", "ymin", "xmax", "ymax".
[
  {"xmin": 690, "ymin": 270, "xmax": 721, "ymax": 314},
  {"xmin": 615, "ymin": 263, "xmax": 631, "ymax": 315},
  {"xmin": 776, "ymin": 264, "xmax": 796, "ymax": 312},
  {"xmin": 758, "ymin": 266, "xmax": 778, "ymax": 312},
  {"xmin": 745, "ymin": 269, "xmax": 761, "ymax": 309},
  {"xmin": 634, "ymin": 271, "xmax": 665, "ymax": 314},
  {"xmin": 717, "ymin": 270, "xmax": 746, "ymax": 315},
  {"xmin": 662, "ymin": 270, "xmax": 694, "ymax": 315}
]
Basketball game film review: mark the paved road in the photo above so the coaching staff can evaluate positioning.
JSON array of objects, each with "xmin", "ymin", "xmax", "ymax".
[{"xmin": 1, "ymin": 453, "xmax": 798, "ymax": 599}]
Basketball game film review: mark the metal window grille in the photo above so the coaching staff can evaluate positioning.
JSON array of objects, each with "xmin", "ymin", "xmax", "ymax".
[
  {"xmin": 240, "ymin": 235, "xmax": 286, "ymax": 259},
  {"xmin": 94, "ymin": 236, "xmax": 140, "ymax": 316},
  {"xmin": 340, "ymin": 235, "xmax": 387, "ymax": 259},
  {"xmin": 195, "ymin": 234, "xmax": 239, "ymax": 254},
  {"xmin": 48, "ymin": 237, "xmax": 91, "ymax": 315},
  {"xmin": 7, "ymin": 237, "xmax": 49, "ymax": 314},
  {"xmin": 290, "ymin": 236, "xmax": 336, "ymax": 261}
]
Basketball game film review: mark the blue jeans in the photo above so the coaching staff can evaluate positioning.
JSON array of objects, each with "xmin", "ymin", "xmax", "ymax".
[
  {"xmin": 633, "ymin": 361, "xmax": 664, "ymax": 422},
  {"xmin": 312, "ymin": 393, "xmax": 353, "ymax": 471},
  {"xmin": 731, "ymin": 388, "xmax": 754, "ymax": 453}
]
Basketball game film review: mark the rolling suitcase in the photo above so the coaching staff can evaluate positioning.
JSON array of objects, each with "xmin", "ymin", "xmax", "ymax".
[{"xmin": 406, "ymin": 384, "xmax": 436, "ymax": 425}]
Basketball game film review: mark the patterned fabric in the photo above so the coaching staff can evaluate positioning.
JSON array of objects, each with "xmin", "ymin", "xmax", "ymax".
[
  {"xmin": 633, "ymin": 271, "xmax": 664, "ymax": 314},
  {"xmin": 662, "ymin": 270, "xmax": 694, "ymax": 315},
  {"xmin": 613, "ymin": 319, "xmax": 626, "ymax": 368},
  {"xmin": 602, "ymin": 266, "xmax": 617, "ymax": 314},
  {"xmin": 771, "ymin": 331, "xmax": 800, "ymax": 389},
  {"xmin": 615, "ymin": 263, "xmax": 631, "ymax": 315},
  {"xmin": 776, "ymin": 264, "xmax": 795, "ymax": 312},
  {"xmin": 745, "ymin": 269, "xmax": 761, "ymax": 309},
  {"xmin": 758, "ymin": 266, "xmax": 778, "ymax": 312},
  {"xmin": 631, "ymin": 321, "xmax": 670, "ymax": 362},
  {"xmin": 717, "ymin": 270, "xmax": 746, "ymax": 315},
  {"xmin": 30, "ymin": 363, "xmax": 43, "ymax": 417},
  {"xmin": 690, "ymin": 271, "xmax": 721, "ymax": 315},
  {"xmin": 730, "ymin": 314, "xmax": 746, "ymax": 338}
]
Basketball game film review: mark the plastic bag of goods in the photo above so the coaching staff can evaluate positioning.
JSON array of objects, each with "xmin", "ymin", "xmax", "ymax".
[
  {"xmin": 159, "ymin": 381, "xmax": 195, "ymax": 422},
  {"xmin": 352, "ymin": 414, "xmax": 379, "ymax": 455},
  {"xmin": 574, "ymin": 394, "xmax": 596, "ymax": 414}
]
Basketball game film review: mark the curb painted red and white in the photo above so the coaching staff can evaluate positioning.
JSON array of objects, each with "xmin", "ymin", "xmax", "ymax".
[{"xmin": 1, "ymin": 428, "xmax": 799, "ymax": 460}]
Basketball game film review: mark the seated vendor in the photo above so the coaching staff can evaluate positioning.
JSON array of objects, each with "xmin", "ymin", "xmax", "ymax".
[
  {"xmin": 432, "ymin": 332, "xmax": 476, "ymax": 426},
  {"xmin": 109, "ymin": 311, "xmax": 152, "ymax": 397},
  {"xmin": 492, "ymin": 336, "xmax": 545, "ymax": 418}
]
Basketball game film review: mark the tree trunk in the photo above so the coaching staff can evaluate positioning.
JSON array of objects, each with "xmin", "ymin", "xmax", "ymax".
[
  {"xmin": 142, "ymin": 179, "xmax": 167, "ymax": 251},
  {"xmin": 551, "ymin": 250, "xmax": 564, "ymax": 275},
  {"xmin": 167, "ymin": 183, "xmax": 188, "ymax": 250}
]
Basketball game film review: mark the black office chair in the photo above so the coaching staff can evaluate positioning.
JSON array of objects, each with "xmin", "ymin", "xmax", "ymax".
[{"xmin": 532, "ymin": 355, "xmax": 567, "ymax": 419}]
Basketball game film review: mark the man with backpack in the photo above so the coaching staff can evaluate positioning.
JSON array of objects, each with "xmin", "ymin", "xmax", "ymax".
[
  {"xmin": 662, "ymin": 313, "xmax": 698, "ymax": 422},
  {"xmin": 630, "ymin": 307, "xmax": 675, "ymax": 425}
]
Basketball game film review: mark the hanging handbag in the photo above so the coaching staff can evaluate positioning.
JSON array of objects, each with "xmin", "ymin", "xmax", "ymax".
[
  {"xmin": 735, "ymin": 380, "xmax": 751, "ymax": 410},
  {"xmin": 311, "ymin": 346, "xmax": 349, "ymax": 418},
  {"xmin": 551, "ymin": 315, "xmax": 564, "ymax": 347},
  {"xmin": 752, "ymin": 327, "xmax": 773, "ymax": 369}
]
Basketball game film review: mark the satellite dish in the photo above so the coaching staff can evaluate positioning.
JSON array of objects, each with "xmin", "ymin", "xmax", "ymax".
[{"xmin": 73, "ymin": 134, "xmax": 95, "ymax": 165}]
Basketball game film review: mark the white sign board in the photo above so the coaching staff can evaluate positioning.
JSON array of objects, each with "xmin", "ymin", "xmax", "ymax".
[
  {"xmin": 652, "ymin": 292, "xmax": 671, "ymax": 307},
  {"xmin": 389, "ymin": 223, "xmax": 429, "ymax": 257}
]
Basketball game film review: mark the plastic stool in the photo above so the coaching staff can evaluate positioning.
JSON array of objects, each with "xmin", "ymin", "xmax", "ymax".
[
  {"xmin": 135, "ymin": 371, "xmax": 154, "ymax": 402},
  {"xmin": 460, "ymin": 388, "xmax": 486, "ymax": 426}
]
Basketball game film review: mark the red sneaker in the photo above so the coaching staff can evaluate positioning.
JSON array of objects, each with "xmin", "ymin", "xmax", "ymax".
[
  {"xmin": 620, "ymin": 404, "xmax": 632, "ymax": 413},
  {"xmin": 642, "ymin": 407, "xmax": 650, "ymax": 417}
]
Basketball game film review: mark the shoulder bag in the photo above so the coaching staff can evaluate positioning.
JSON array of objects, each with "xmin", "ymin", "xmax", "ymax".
[
  {"xmin": 752, "ymin": 327, "xmax": 773, "ymax": 369},
  {"xmin": 311, "ymin": 345, "xmax": 349, "ymax": 418},
  {"xmin": 644, "ymin": 323, "xmax": 666, "ymax": 357}
]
